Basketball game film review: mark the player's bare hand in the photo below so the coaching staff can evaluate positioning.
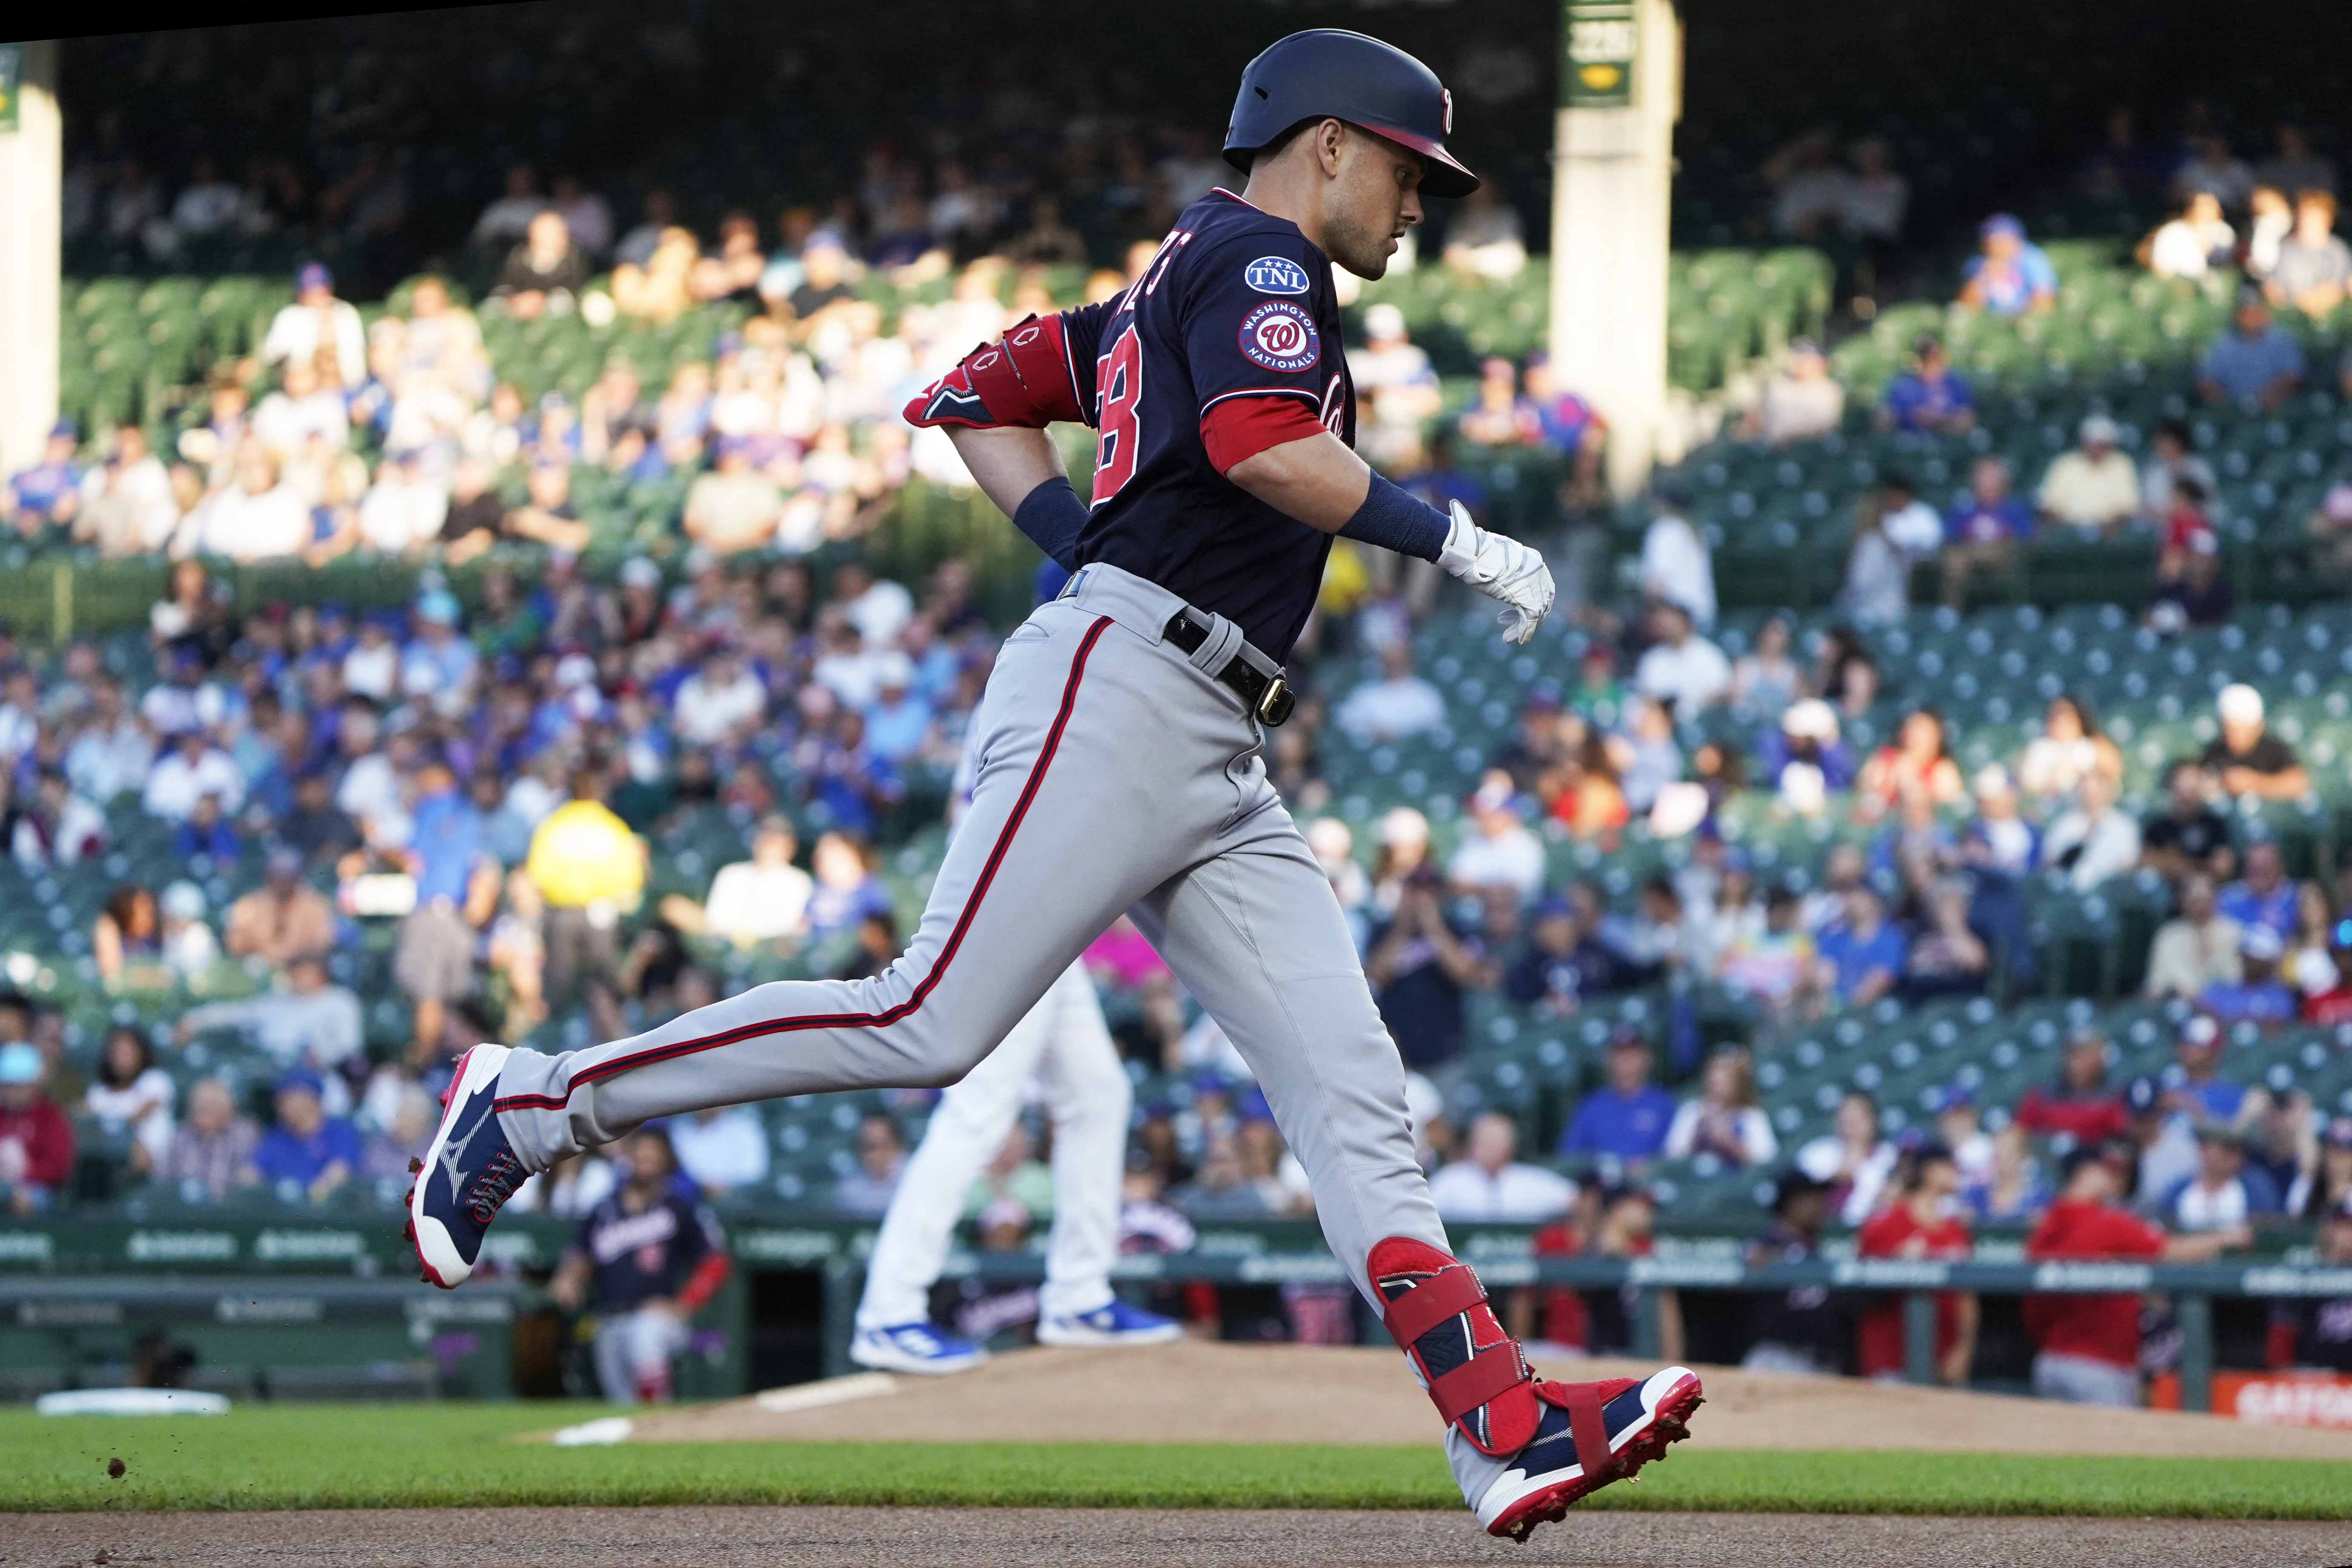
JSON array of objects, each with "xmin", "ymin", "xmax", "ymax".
[{"xmin": 1437, "ymin": 501, "xmax": 1554, "ymax": 645}]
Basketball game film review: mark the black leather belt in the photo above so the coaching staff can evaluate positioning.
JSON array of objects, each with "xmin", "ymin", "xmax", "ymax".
[{"xmin": 1163, "ymin": 610, "xmax": 1295, "ymax": 726}]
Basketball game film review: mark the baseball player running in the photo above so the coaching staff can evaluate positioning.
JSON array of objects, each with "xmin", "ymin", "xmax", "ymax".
[
  {"xmin": 851, "ymin": 957, "xmax": 1179, "ymax": 1374},
  {"xmin": 411, "ymin": 29, "xmax": 1699, "ymax": 1539}
]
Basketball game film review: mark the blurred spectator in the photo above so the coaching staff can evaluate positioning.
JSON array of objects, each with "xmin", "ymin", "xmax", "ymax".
[
  {"xmin": 1632, "ymin": 602, "xmax": 1729, "ymax": 715},
  {"xmin": 2036, "ymin": 415, "xmax": 2139, "ymax": 539},
  {"xmin": 83, "ymin": 1026, "xmax": 174, "ymax": 1175},
  {"xmin": 549, "ymin": 1128, "xmax": 731, "ymax": 1405},
  {"xmin": 1760, "ymin": 129, "xmax": 1852, "ymax": 241},
  {"xmin": 2290, "ymin": 1121, "xmax": 2352, "ymax": 1222},
  {"xmin": 2246, "ymin": 186, "xmax": 2295, "ymax": 281},
  {"xmin": 1366, "ymin": 865, "xmax": 1489, "ymax": 1071},
  {"xmin": 156, "ymin": 1076, "xmax": 259, "ymax": 1201},
  {"xmin": 806, "ymin": 832, "xmax": 891, "ymax": 943},
  {"xmin": 1428, "ymin": 1112, "xmax": 1574, "ymax": 1222},
  {"xmin": 75, "ymin": 425, "xmax": 179, "ymax": 556},
  {"xmin": 668, "ymin": 1105, "xmax": 770, "ymax": 1199},
  {"xmin": 2024, "ymin": 1145, "xmax": 2245, "ymax": 1406},
  {"xmin": 492, "ymin": 210, "xmax": 589, "ymax": 319},
  {"xmin": 261, "ymin": 263, "xmax": 366, "ymax": 388},
  {"xmin": 2198, "ymin": 288, "xmax": 2306, "ymax": 409},
  {"xmin": 2166, "ymin": 1124, "xmax": 2282, "ymax": 1229},
  {"xmin": 526, "ymin": 769, "xmax": 647, "ymax": 1007},
  {"xmin": 1741, "ymin": 1169, "xmax": 1848, "ymax": 1376},
  {"xmin": 2204, "ymin": 687, "xmax": 2308, "ymax": 802},
  {"xmin": 1638, "ymin": 487, "xmax": 1716, "ymax": 629},
  {"xmin": 1854, "ymin": 1143, "xmax": 1977, "ymax": 1385},
  {"xmin": 177, "ymin": 953, "xmax": 362, "ymax": 1068},
  {"xmin": 1958, "ymin": 214, "xmax": 2057, "ymax": 315},
  {"xmin": 1506, "ymin": 895, "xmax": 1630, "ymax": 1017},
  {"xmin": 1559, "ymin": 1030, "xmax": 1676, "ymax": 1164},
  {"xmin": 662, "ymin": 816, "xmax": 814, "ymax": 950},
  {"xmin": 13, "ymin": 769, "xmax": 106, "ymax": 872},
  {"xmin": 1662, "ymin": 1047, "xmax": 1778, "ymax": 1165},
  {"xmin": 2018, "ymin": 695, "xmax": 2122, "ymax": 808},
  {"xmin": 1837, "ymin": 491, "xmax": 1909, "ymax": 628},
  {"xmin": 1797, "ymin": 1089, "xmax": 1898, "ymax": 1226},
  {"xmin": 684, "ymin": 438, "xmax": 786, "ymax": 554},
  {"xmin": 2168, "ymin": 1014, "xmax": 2245, "ymax": 1124},
  {"xmin": 1876, "ymin": 336, "xmax": 1976, "ymax": 435},
  {"xmin": 2264, "ymin": 191, "xmax": 2351, "ymax": 318},
  {"xmin": 1740, "ymin": 337, "xmax": 1843, "ymax": 446},
  {"xmin": 180, "ymin": 446, "xmax": 309, "ymax": 561},
  {"xmin": 470, "ymin": 163, "xmax": 545, "ymax": 251},
  {"xmin": 2220, "ymin": 840, "xmax": 2297, "ymax": 939},
  {"xmin": 2201, "ymin": 925, "xmax": 2297, "ymax": 1024},
  {"xmin": 2015, "ymin": 1026, "xmax": 2129, "ymax": 1146},
  {"xmin": 1891, "ymin": 870, "xmax": 1985, "ymax": 1006},
  {"xmin": 1447, "ymin": 772, "xmax": 1544, "ymax": 900},
  {"xmin": 250, "ymin": 1070, "xmax": 359, "ymax": 1203},
  {"xmin": 1335, "ymin": 640, "xmax": 1444, "ymax": 743},
  {"xmin": 2043, "ymin": 770, "xmax": 2141, "ymax": 892},
  {"xmin": 1971, "ymin": 1122, "xmax": 2051, "ymax": 1223},
  {"xmin": 1729, "ymin": 616, "xmax": 1801, "ymax": 716},
  {"xmin": 1857, "ymin": 707, "xmax": 1964, "ymax": 818},
  {"xmin": 1345, "ymin": 304, "xmax": 1442, "ymax": 472},
  {"xmin": 2255, "ymin": 124, "xmax": 2337, "ymax": 199},
  {"xmin": 394, "ymin": 759, "xmax": 493, "ymax": 1061},
  {"xmin": 1719, "ymin": 885, "xmax": 1819, "ymax": 1013},
  {"xmin": 2147, "ymin": 523, "xmax": 2231, "ymax": 633},
  {"xmin": 1456, "ymin": 357, "xmax": 1541, "ymax": 447},
  {"xmin": 0, "ymin": 1040, "xmax": 71, "ymax": 1214},
  {"xmin": 92, "ymin": 885, "xmax": 162, "ymax": 988},
  {"xmin": 2141, "ymin": 764, "xmax": 2235, "ymax": 885},
  {"xmin": 2143, "ymin": 190, "xmax": 2236, "ymax": 280},
  {"xmin": 612, "ymin": 227, "xmax": 700, "ymax": 323},
  {"xmin": 832, "ymin": 1111, "xmax": 906, "ymax": 1217},
  {"xmin": 2140, "ymin": 420, "xmax": 2222, "ymax": 533},
  {"xmin": 2174, "ymin": 134, "xmax": 2254, "ymax": 213},
  {"xmin": 1815, "ymin": 884, "xmax": 1906, "ymax": 1009},
  {"xmin": 1940, "ymin": 456, "xmax": 2032, "ymax": 608},
  {"xmin": 1962, "ymin": 765, "xmax": 2039, "ymax": 877},
  {"xmin": 1440, "ymin": 181, "xmax": 1526, "ymax": 279},
  {"xmin": 1758, "ymin": 698, "xmax": 1855, "ymax": 813},
  {"xmin": 1520, "ymin": 354, "xmax": 1607, "ymax": 480},
  {"xmin": 357, "ymin": 1083, "xmax": 440, "ymax": 1193}
]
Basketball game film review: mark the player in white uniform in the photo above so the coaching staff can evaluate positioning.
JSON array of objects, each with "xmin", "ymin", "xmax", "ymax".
[{"xmin": 852, "ymin": 629, "xmax": 1180, "ymax": 1374}]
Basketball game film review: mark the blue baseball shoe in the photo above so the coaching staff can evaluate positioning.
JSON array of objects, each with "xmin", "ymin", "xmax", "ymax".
[
  {"xmin": 1473, "ymin": 1366, "xmax": 1704, "ymax": 1541},
  {"xmin": 849, "ymin": 1322, "xmax": 989, "ymax": 1375},
  {"xmin": 404, "ymin": 1044, "xmax": 526, "ymax": 1289},
  {"xmin": 1035, "ymin": 1299, "xmax": 1185, "ymax": 1348}
]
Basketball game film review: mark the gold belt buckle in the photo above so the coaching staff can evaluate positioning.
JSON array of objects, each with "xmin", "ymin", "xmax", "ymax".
[{"xmin": 1255, "ymin": 675, "xmax": 1295, "ymax": 727}]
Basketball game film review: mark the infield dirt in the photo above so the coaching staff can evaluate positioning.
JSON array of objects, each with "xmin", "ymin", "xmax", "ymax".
[{"xmin": 615, "ymin": 1340, "xmax": 2352, "ymax": 1459}]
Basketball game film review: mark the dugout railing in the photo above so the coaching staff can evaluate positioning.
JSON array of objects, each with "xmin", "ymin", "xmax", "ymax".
[{"xmin": 4, "ymin": 1215, "xmax": 2344, "ymax": 1413}]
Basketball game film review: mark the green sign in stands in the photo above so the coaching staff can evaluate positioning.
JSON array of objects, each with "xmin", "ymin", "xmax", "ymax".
[{"xmin": 1561, "ymin": 0, "xmax": 1638, "ymax": 109}]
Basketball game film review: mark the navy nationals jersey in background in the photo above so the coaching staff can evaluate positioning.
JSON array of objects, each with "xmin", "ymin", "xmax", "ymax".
[
  {"xmin": 1069, "ymin": 190, "xmax": 1356, "ymax": 661},
  {"xmin": 575, "ymin": 1188, "xmax": 725, "ymax": 1313}
]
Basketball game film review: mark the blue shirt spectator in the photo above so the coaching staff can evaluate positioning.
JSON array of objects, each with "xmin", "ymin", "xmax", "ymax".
[
  {"xmin": 7, "ymin": 422, "xmax": 83, "ymax": 533},
  {"xmin": 407, "ymin": 765, "xmax": 483, "ymax": 908},
  {"xmin": 2199, "ymin": 293, "xmax": 2308, "ymax": 408},
  {"xmin": 2217, "ymin": 844, "xmax": 2295, "ymax": 937},
  {"xmin": 1959, "ymin": 214, "xmax": 2058, "ymax": 316},
  {"xmin": 862, "ymin": 654, "xmax": 934, "ymax": 765},
  {"xmin": 1880, "ymin": 338, "xmax": 1976, "ymax": 434},
  {"xmin": 1558, "ymin": 1033, "xmax": 1678, "ymax": 1162},
  {"xmin": 1945, "ymin": 460, "xmax": 2035, "ymax": 546},
  {"xmin": 1816, "ymin": 888, "xmax": 1908, "ymax": 1007},
  {"xmin": 250, "ymin": 1073, "xmax": 363, "ymax": 1198}
]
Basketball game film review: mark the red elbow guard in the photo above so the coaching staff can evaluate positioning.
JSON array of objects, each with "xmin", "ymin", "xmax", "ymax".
[
  {"xmin": 903, "ymin": 313, "xmax": 1085, "ymax": 430},
  {"xmin": 676, "ymin": 1252, "xmax": 732, "ymax": 1317}
]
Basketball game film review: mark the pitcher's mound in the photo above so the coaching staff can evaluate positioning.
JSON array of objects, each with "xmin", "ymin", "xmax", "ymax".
[{"xmin": 618, "ymin": 1339, "xmax": 2352, "ymax": 1459}]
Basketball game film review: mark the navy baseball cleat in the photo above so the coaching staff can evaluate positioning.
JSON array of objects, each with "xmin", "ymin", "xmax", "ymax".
[
  {"xmin": 1472, "ymin": 1365, "xmax": 1704, "ymax": 1541},
  {"xmin": 404, "ymin": 1044, "xmax": 525, "ymax": 1289},
  {"xmin": 849, "ymin": 1321, "xmax": 989, "ymax": 1375},
  {"xmin": 1035, "ymin": 1299, "xmax": 1185, "ymax": 1348}
]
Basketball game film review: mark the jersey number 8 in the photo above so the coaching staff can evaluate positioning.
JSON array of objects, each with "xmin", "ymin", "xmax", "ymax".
[{"xmin": 1091, "ymin": 325, "xmax": 1142, "ymax": 506}]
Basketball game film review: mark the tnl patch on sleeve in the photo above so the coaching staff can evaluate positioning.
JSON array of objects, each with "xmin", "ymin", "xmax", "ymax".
[
  {"xmin": 1243, "ymin": 255, "xmax": 1312, "ymax": 295},
  {"xmin": 1238, "ymin": 300, "xmax": 1320, "ymax": 373}
]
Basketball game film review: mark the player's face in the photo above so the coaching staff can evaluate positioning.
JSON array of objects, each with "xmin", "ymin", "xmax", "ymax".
[{"xmin": 1325, "ymin": 129, "xmax": 1426, "ymax": 280}]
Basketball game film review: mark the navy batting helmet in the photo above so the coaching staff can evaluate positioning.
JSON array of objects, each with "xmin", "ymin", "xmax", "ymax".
[{"xmin": 1223, "ymin": 30, "xmax": 1480, "ymax": 200}]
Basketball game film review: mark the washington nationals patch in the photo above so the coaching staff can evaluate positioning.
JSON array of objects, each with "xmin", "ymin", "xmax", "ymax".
[{"xmin": 1238, "ymin": 300, "xmax": 1320, "ymax": 373}]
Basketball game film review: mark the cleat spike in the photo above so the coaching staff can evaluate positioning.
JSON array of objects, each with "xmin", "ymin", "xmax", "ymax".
[{"xmin": 409, "ymin": 1157, "xmax": 423, "ymax": 1173}]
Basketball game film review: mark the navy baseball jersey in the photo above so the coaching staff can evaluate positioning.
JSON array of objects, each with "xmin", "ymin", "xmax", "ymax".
[
  {"xmin": 1066, "ymin": 190, "xmax": 1356, "ymax": 661},
  {"xmin": 574, "ymin": 1188, "xmax": 725, "ymax": 1313}
]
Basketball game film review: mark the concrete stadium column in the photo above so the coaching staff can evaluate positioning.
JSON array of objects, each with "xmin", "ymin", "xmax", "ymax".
[
  {"xmin": 1549, "ymin": 0, "xmax": 1679, "ymax": 500},
  {"xmin": 0, "ymin": 41, "xmax": 61, "ymax": 478}
]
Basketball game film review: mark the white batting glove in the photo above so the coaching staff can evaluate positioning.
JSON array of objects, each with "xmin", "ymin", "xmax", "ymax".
[{"xmin": 1436, "ymin": 501, "xmax": 1555, "ymax": 646}]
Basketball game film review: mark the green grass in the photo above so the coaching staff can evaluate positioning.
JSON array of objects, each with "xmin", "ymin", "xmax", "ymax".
[{"xmin": 6, "ymin": 1404, "xmax": 2349, "ymax": 1517}]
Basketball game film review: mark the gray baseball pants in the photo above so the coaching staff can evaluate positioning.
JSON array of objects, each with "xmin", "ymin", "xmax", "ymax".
[{"xmin": 490, "ymin": 561, "xmax": 1504, "ymax": 1506}]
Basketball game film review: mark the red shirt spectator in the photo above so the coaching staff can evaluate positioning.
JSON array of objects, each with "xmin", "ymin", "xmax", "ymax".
[
  {"xmin": 1854, "ymin": 1145, "xmax": 1976, "ymax": 1382},
  {"xmin": 0, "ymin": 1041, "xmax": 74, "ymax": 1211},
  {"xmin": 2012, "ymin": 1028, "xmax": 2129, "ymax": 1147}
]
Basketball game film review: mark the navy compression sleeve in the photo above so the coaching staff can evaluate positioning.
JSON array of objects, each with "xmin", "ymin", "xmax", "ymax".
[
  {"xmin": 1012, "ymin": 475, "xmax": 1087, "ymax": 571},
  {"xmin": 1338, "ymin": 471, "xmax": 1452, "ymax": 562}
]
